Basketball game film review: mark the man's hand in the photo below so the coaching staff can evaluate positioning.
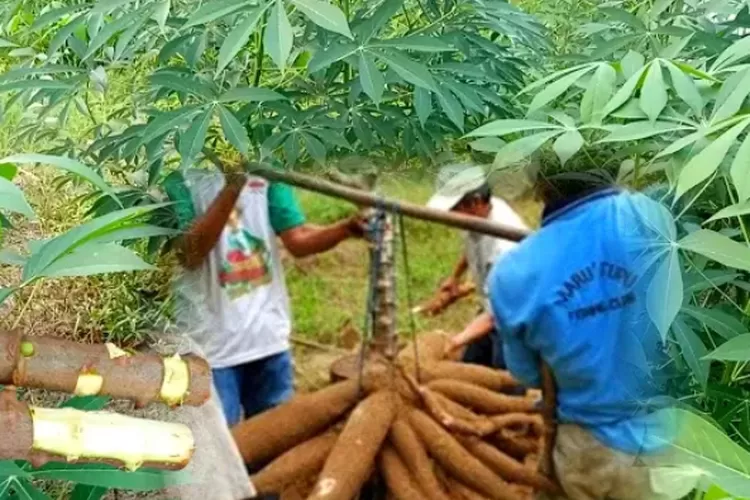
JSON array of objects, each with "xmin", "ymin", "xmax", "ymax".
[
  {"xmin": 345, "ymin": 211, "xmax": 369, "ymax": 239},
  {"xmin": 439, "ymin": 276, "xmax": 460, "ymax": 297}
]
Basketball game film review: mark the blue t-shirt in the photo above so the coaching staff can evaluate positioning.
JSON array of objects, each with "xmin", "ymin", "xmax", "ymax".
[{"xmin": 487, "ymin": 188, "xmax": 675, "ymax": 455}]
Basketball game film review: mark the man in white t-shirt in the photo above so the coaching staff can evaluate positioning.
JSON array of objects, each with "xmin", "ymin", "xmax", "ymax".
[
  {"xmin": 426, "ymin": 165, "xmax": 529, "ymax": 370},
  {"xmin": 165, "ymin": 165, "xmax": 365, "ymax": 430}
]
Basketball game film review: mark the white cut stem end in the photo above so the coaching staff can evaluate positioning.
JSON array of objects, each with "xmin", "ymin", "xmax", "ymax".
[
  {"xmin": 161, "ymin": 354, "xmax": 190, "ymax": 406},
  {"xmin": 31, "ymin": 407, "xmax": 195, "ymax": 471}
]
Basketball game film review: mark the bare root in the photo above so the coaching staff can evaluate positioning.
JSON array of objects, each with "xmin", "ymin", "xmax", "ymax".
[
  {"xmin": 422, "ymin": 362, "xmax": 519, "ymax": 391},
  {"xmin": 389, "ymin": 418, "xmax": 452, "ymax": 500},
  {"xmin": 308, "ymin": 391, "xmax": 397, "ymax": 500},
  {"xmin": 426, "ymin": 380, "xmax": 538, "ymax": 414},
  {"xmin": 407, "ymin": 409, "xmax": 517, "ymax": 500},
  {"xmin": 251, "ymin": 431, "xmax": 339, "ymax": 494},
  {"xmin": 232, "ymin": 380, "xmax": 359, "ymax": 467},
  {"xmin": 458, "ymin": 437, "xmax": 559, "ymax": 493},
  {"xmin": 380, "ymin": 445, "xmax": 426, "ymax": 500}
]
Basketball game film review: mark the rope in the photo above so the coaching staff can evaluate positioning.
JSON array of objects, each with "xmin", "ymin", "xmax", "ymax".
[
  {"xmin": 356, "ymin": 200, "xmax": 386, "ymax": 397},
  {"xmin": 397, "ymin": 211, "xmax": 421, "ymax": 383}
]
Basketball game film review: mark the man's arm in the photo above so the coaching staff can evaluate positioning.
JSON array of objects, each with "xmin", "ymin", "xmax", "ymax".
[
  {"xmin": 176, "ymin": 174, "xmax": 246, "ymax": 271},
  {"xmin": 279, "ymin": 218, "xmax": 364, "ymax": 258},
  {"xmin": 268, "ymin": 182, "xmax": 365, "ymax": 259},
  {"xmin": 440, "ymin": 254, "xmax": 468, "ymax": 295},
  {"xmin": 445, "ymin": 311, "xmax": 494, "ymax": 355}
]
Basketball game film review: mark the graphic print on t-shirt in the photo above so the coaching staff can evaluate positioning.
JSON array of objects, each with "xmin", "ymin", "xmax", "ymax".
[{"xmin": 219, "ymin": 207, "xmax": 272, "ymax": 299}]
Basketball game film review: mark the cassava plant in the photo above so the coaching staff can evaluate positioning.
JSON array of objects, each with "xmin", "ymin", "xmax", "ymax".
[
  {"xmin": 462, "ymin": 1, "xmax": 750, "ymax": 497},
  {"xmin": 0, "ymin": 0, "xmax": 548, "ymax": 249}
]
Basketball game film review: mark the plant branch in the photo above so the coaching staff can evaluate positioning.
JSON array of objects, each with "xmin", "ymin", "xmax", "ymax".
[{"xmin": 254, "ymin": 19, "xmax": 267, "ymax": 87}]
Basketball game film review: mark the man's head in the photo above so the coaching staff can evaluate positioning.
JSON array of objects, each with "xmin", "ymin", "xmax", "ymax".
[
  {"xmin": 535, "ymin": 169, "xmax": 616, "ymax": 208},
  {"xmin": 427, "ymin": 165, "xmax": 493, "ymax": 218}
]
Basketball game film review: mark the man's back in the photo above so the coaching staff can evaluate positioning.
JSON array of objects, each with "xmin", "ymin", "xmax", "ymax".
[{"xmin": 488, "ymin": 188, "xmax": 673, "ymax": 455}]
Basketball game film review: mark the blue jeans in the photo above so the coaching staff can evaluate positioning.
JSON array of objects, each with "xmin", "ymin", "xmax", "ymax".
[{"xmin": 212, "ymin": 350, "xmax": 295, "ymax": 427}]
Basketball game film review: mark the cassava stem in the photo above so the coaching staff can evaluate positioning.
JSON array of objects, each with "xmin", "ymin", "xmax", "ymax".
[
  {"xmin": 0, "ymin": 387, "xmax": 194, "ymax": 470},
  {"xmin": 0, "ymin": 330, "xmax": 210, "ymax": 407}
]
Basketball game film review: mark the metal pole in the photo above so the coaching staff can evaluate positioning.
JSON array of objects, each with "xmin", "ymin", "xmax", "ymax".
[{"xmin": 246, "ymin": 165, "xmax": 531, "ymax": 242}]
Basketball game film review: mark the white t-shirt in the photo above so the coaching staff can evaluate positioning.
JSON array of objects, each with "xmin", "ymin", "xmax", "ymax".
[
  {"xmin": 174, "ymin": 170, "xmax": 292, "ymax": 369},
  {"xmin": 464, "ymin": 197, "xmax": 528, "ymax": 311}
]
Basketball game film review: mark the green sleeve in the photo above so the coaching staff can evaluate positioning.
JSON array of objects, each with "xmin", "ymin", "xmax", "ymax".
[
  {"xmin": 162, "ymin": 171, "xmax": 197, "ymax": 231},
  {"xmin": 268, "ymin": 182, "xmax": 306, "ymax": 234}
]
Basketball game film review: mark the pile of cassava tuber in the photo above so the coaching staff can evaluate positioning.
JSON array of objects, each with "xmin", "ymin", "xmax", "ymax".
[{"xmin": 231, "ymin": 331, "xmax": 560, "ymax": 500}]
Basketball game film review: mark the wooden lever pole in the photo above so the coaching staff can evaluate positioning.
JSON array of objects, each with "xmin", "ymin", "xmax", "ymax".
[{"xmin": 244, "ymin": 165, "xmax": 531, "ymax": 242}]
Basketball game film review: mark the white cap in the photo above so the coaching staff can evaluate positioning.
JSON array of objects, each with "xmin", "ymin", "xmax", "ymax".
[{"xmin": 426, "ymin": 165, "xmax": 488, "ymax": 211}]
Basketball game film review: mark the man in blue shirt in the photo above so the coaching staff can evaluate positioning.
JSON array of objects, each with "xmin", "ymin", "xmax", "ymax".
[{"xmin": 455, "ymin": 173, "xmax": 675, "ymax": 499}]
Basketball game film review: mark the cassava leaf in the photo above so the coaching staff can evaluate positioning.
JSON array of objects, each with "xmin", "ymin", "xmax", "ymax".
[
  {"xmin": 0, "ymin": 154, "xmax": 118, "ymax": 205},
  {"xmin": 22, "ymin": 204, "xmax": 170, "ymax": 281},
  {"xmin": 291, "ymin": 0, "xmax": 352, "ymax": 38},
  {"xmin": 38, "ymin": 242, "xmax": 153, "ymax": 278},
  {"xmin": 265, "ymin": 0, "xmax": 294, "ymax": 69},
  {"xmin": 414, "ymin": 87, "xmax": 431, "ymax": 126},
  {"xmin": 217, "ymin": 105, "xmax": 250, "ymax": 155},
  {"xmin": 712, "ymin": 68, "xmax": 750, "ymax": 123},
  {"xmin": 675, "ymin": 118, "xmax": 750, "ymax": 200},
  {"xmin": 371, "ymin": 35, "xmax": 452, "ymax": 52},
  {"xmin": 682, "ymin": 305, "xmax": 746, "ymax": 340},
  {"xmin": 179, "ymin": 107, "xmax": 214, "ymax": 167},
  {"xmin": 373, "ymin": 49, "xmax": 436, "ymax": 90},
  {"xmin": 0, "ymin": 177, "xmax": 35, "ymax": 219},
  {"xmin": 359, "ymin": 51, "xmax": 384, "ymax": 104},
  {"xmin": 552, "ymin": 129, "xmax": 584, "ymax": 166},
  {"xmin": 492, "ymin": 130, "xmax": 563, "ymax": 170},
  {"xmin": 29, "ymin": 463, "xmax": 191, "ymax": 491},
  {"xmin": 645, "ymin": 408, "xmax": 750, "ymax": 498},
  {"xmin": 465, "ymin": 119, "xmax": 558, "ymax": 138},
  {"xmin": 182, "ymin": 0, "xmax": 249, "ymax": 29},
  {"xmin": 706, "ymin": 200, "xmax": 750, "ymax": 223},
  {"xmin": 219, "ymin": 86, "xmax": 285, "ymax": 102},
  {"xmin": 648, "ymin": 248, "xmax": 683, "ymax": 342},
  {"xmin": 640, "ymin": 61, "xmax": 668, "ymax": 122},
  {"xmin": 730, "ymin": 131, "xmax": 750, "ymax": 202},
  {"xmin": 580, "ymin": 63, "xmax": 616, "ymax": 124},
  {"xmin": 216, "ymin": 7, "xmax": 267, "ymax": 74},
  {"xmin": 704, "ymin": 334, "xmax": 750, "ymax": 362},
  {"xmin": 602, "ymin": 65, "xmax": 649, "ymax": 118},
  {"xmin": 435, "ymin": 87, "xmax": 464, "ymax": 131},
  {"xmin": 527, "ymin": 66, "xmax": 595, "ymax": 115},
  {"xmin": 679, "ymin": 229, "xmax": 750, "ymax": 273},
  {"xmin": 307, "ymin": 43, "xmax": 357, "ymax": 73},
  {"xmin": 598, "ymin": 121, "xmax": 690, "ymax": 143},
  {"xmin": 672, "ymin": 316, "xmax": 710, "ymax": 389},
  {"xmin": 665, "ymin": 61, "xmax": 703, "ymax": 116}
]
